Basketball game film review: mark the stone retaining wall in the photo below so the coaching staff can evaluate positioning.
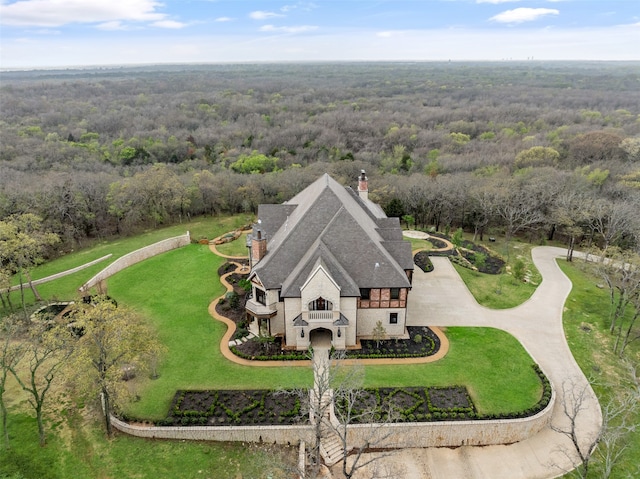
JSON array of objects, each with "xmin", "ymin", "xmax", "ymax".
[
  {"xmin": 343, "ymin": 390, "xmax": 554, "ymax": 448},
  {"xmin": 79, "ymin": 233, "xmax": 190, "ymax": 293},
  {"xmin": 6, "ymin": 254, "xmax": 112, "ymax": 293},
  {"xmin": 112, "ymin": 387, "xmax": 553, "ymax": 448},
  {"xmin": 111, "ymin": 415, "xmax": 315, "ymax": 444}
]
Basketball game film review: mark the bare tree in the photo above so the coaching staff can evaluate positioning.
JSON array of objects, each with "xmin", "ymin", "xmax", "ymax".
[
  {"xmin": 552, "ymin": 373, "xmax": 640, "ymax": 479},
  {"xmin": 551, "ymin": 378, "xmax": 601, "ymax": 478}
]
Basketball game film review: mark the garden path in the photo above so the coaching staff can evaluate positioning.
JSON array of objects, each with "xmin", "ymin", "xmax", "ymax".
[{"xmin": 356, "ymin": 246, "xmax": 602, "ymax": 479}]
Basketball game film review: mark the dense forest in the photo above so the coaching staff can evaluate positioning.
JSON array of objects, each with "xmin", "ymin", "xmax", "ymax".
[{"xmin": 1, "ymin": 62, "xmax": 639, "ymax": 254}]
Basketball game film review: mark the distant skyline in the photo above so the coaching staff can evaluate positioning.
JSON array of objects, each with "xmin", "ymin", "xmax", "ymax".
[{"xmin": 1, "ymin": 0, "xmax": 639, "ymax": 69}]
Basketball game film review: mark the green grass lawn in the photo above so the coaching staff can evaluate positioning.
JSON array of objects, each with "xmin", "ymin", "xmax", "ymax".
[
  {"xmin": 215, "ymin": 232, "xmax": 250, "ymax": 257},
  {"xmin": 451, "ymin": 236, "xmax": 542, "ymax": 309},
  {"xmin": 5, "ymin": 214, "xmax": 253, "ymax": 308},
  {"xmin": 405, "ymin": 236, "xmax": 435, "ymax": 251},
  {"xmin": 103, "ymin": 241, "xmax": 541, "ymax": 419},
  {"xmin": 1, "ymin": 217, "xmax": 554, "ymax": 478},
  {"xmin": 0, "ymin": 412, "xmax": 296, "ymax": 479},
  {"xmin": 109, "ymin": 244, "xmax": 312, "ymax": 419},
  {"xmin": 363, "ymin": 327, "xmax": 542, "ymax": 415},
  {"xmin": 558, "ymin": 260, "xmax": 640, "ymax": 479}
]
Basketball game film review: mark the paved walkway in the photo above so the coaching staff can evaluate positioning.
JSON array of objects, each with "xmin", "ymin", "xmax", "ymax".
[{"xmin": 351, "ymin": 246, "xmax": 602, "ymax": 479}]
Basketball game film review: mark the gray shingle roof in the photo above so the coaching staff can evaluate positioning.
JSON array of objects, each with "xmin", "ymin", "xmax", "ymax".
[{"xmin": 252, "ymin": 174, "xmax": 413, "ymax": 297}]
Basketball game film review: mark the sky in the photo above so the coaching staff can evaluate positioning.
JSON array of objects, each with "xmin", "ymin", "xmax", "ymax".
[{"xmin": 0, "ymin": 0, "xmax": 639, "ymax": 69}]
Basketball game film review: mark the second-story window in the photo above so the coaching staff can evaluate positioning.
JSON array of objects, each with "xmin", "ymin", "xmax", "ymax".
[
  {"xmin": 360, "ymin": 288, "xmax": 371, "ymax": 300},
  {"xmin": 390, "ymin": 288, "xmax": 400, "ymax": 300},
  {"xmin": 255, "ymin": 288, "xmax": 266, "ymax": 305}
]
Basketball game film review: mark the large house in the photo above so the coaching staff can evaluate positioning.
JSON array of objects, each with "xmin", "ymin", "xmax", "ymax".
[{"xmin": 245, "ymin": 172, "xmax": 414, "ymax": 350}]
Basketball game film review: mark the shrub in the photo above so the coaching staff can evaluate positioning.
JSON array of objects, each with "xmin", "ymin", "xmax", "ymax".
[
  {"xmin": 413, "ymin": 334, "xmax": 422, "ymax": 344},
  {"xmin": 512, "ymin": 259, "xmax": 526, "ymax": 282}
]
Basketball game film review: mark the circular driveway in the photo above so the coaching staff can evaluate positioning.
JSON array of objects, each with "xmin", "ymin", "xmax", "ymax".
[{"xmin": 360, "ymin": 247, "xmax": 602, "ymax": 479}]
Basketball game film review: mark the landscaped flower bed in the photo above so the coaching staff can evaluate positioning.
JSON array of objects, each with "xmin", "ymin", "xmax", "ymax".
[
  {"xmin": 336, "ymin": 365, "xmax": 551, "ymax": 423},
  {"xmin": 414, "ymin": 251, "xmax": 434, "ymax": 272},
  {"xmin": 156, "ymin": 389, "xmax": 306, "ymax": 426},
  {"xmin": 335, "ymin": 386, "xmax": 476, "ymax": 423},
  {"xmin": 426, "ymin": 233, "xmax": 505, "ymax": 274},
  {"xmin": 230, "ymin": 326, "xmax": 440, "ymax": 361},
  {"xmin": 346, "ymin": 326, "xmax": 439, "ymax": 359},
  {"xmin": 125, "ymin": 365, "xmax": 550, "ymax": 427}
]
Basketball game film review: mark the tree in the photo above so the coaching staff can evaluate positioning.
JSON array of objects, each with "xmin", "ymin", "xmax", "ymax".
[
  {"xmin": 0, "ymin": 315, "xmax": 24, "ymax": 447},
  {"xmin": 9, "ymin": 321, "xmax": 72, "ymax": 446},
  {"xmin": 590, "ymin": 247, "xmax": 640, "ymax": 354},
  {"xmin": 515, "ymin": 146, "xmax": 560, "ymax": 169},
  {"xmin": 552, "ymin": 372, "xmax": 639, "ymax": 479},
  {"xmin": 551, "ymin": 378, "xmax": 600, "ymax": 479},
  {"xmin": 0, "ymin": 214, "xmax": 60, "ymax": 319},
  {"xmin": 371, "ymin": 320, "xmax": 387, "ymax": 348},
  {"xmin": 67, "ymin": 297, "xmax": 164, "ymax": 436}
]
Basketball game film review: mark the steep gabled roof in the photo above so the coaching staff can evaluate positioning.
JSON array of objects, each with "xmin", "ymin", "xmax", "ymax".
[{"xmin": 252, "ymin": 173, "xmax": 412, "ymax": 297}]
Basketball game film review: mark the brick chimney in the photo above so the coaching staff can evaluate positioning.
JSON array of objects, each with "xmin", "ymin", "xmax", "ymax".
[
  {"xmin": 357, "ymin": 170, "xmax": 368, "ymax": 201},
  {"xmin": 251, "ymin": 227, "xmax": 267, "ymax": 265}
]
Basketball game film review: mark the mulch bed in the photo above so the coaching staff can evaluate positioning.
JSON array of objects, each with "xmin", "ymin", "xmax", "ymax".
[
  {"xmin": 158, "ymin": 389, "xmax": 305, "ymax": 426},
  {"xmin": 336, "ymin": 386, "xmax": 477, "ymax": 423},
  {"xmin": 230, "ymin": 326, "xmax": 440, "ymax": 361},
  {"xmin": 348, "ymin": 326, "xmax": 439, "ymax": 358},
  {"xmin": 423, "ymin": 233, "xmax": 505, "ymax": 274}
]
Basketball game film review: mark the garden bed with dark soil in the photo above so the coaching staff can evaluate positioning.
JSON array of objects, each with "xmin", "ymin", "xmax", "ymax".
[
  {"xmin": 157, "ymin": 389, "xmax": 306, "ymax": 426},
  {"xmin": 130, "ymin": 367, "xmax": 550, "ymax": 427},
  {"xmin": 232, "ymin": 336, "xmax": 310, "ymax": 361},
  {"xmin": 230, "ymin": 326, "xmax": 440, "ymax": 361},
  {"xmin": 336, "ymin": 386, "xmax": 476, "ymax": 423},
  {"xmin": 216, "ymin": 263, "xmax": 250, "ymax": 338},
  {"xmin": 414, "ymin": 251, "xmax": 434, "ymax": 272},
  {"xmin": 346, "ymin": 326, "xmax": 439, "ymax": 359},
  {"xmin": 426, "ymin": 233, "xmax": 505, "ymax": 274}
]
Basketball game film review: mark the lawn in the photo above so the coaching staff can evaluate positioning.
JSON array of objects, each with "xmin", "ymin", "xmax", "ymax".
[
  {"xmin": 0, "ymin": 412, "xmax": 296, "ymax": 479},
  {"xmin": 1, "ymin": 216, "xmax": 554, "ymax": 479},
  {"xmin": 404, "ymin": 236, "xmax": 435, "ymax": 252},
  {"xmin": 451, "ymin": 236, "xmax": 542, "ymax": 309},
  {"xmin": 558, "ymin": 260, "xmax": 640, "ymax": 479},
  {"xmin": 5, "ymin": 214, "xmax": 254, "ymax": 307},
  {"xmin": 104, "ymin": 242, "xmax": 542, "ymax": 419},
  {"xmin": 215, "ymin": 232, "xmax": 250, "ymax": 257}
]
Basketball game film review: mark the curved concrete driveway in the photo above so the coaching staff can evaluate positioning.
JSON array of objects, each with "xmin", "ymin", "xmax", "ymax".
[{"xmin": 367, "ymin": 246, "xmax": 602, "ymax": 478}]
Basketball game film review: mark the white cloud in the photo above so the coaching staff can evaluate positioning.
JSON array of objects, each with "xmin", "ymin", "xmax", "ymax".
[
  {"xmin": 490, "ymin": 8, "xmax": 559, "ymax": 24},
  {"xmin": 152, "ymin": 20, "xmax": 187, "ymax": 29},
  {"xmin": 0, "ymin": 0, "xmax": 166, "ymax": 27},
  {"xmin": 259, "ymin": 24, "xmax": 318, "ymax": 34},
  {"xmin": 477, "ymin": 0, "xmax": 522, "ymax": 4},
  {"xmin": 376, "ymin": 31, "xmax": 405, "ymax": 38},
  {"xmin": 249, "ymin": 11, "xmax": 284, "ymax": 20},
  {"xmin": 97, "ymin": 21, "xmax": 127, "ymax": 31},
  {"xmin": 215, "ymin": 17, "xmax": 233, "ymax": 22}
]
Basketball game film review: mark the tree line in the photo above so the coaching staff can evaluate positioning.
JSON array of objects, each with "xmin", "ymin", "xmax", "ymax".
[{"xmin": 0, "ymin": 62, "xmax": 639, "ymax": 253}]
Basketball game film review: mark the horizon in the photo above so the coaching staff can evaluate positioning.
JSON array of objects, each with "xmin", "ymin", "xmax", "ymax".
[{"xmin": 1, "ymin": 0, "xmax": 639, "ymax": 69}]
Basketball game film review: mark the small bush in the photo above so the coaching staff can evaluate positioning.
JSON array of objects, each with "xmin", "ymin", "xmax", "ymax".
[{"xmin": 413, "ymin": 334, "xmax": 422, "ymax": 344}]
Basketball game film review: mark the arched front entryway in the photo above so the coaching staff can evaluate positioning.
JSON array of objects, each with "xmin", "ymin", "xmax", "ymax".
[{"xmin": 309, "ymin": 327, "xmax": 333, "ymax": 350}]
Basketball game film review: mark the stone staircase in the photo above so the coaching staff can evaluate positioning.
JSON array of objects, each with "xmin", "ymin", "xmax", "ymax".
[
  {"xmin": 311, "ymin": 346, "xmax": 346, "ymax": 468},
  {"xmin": 319, "ymin": 411, "xmax": 344, "ymax": 467}
]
